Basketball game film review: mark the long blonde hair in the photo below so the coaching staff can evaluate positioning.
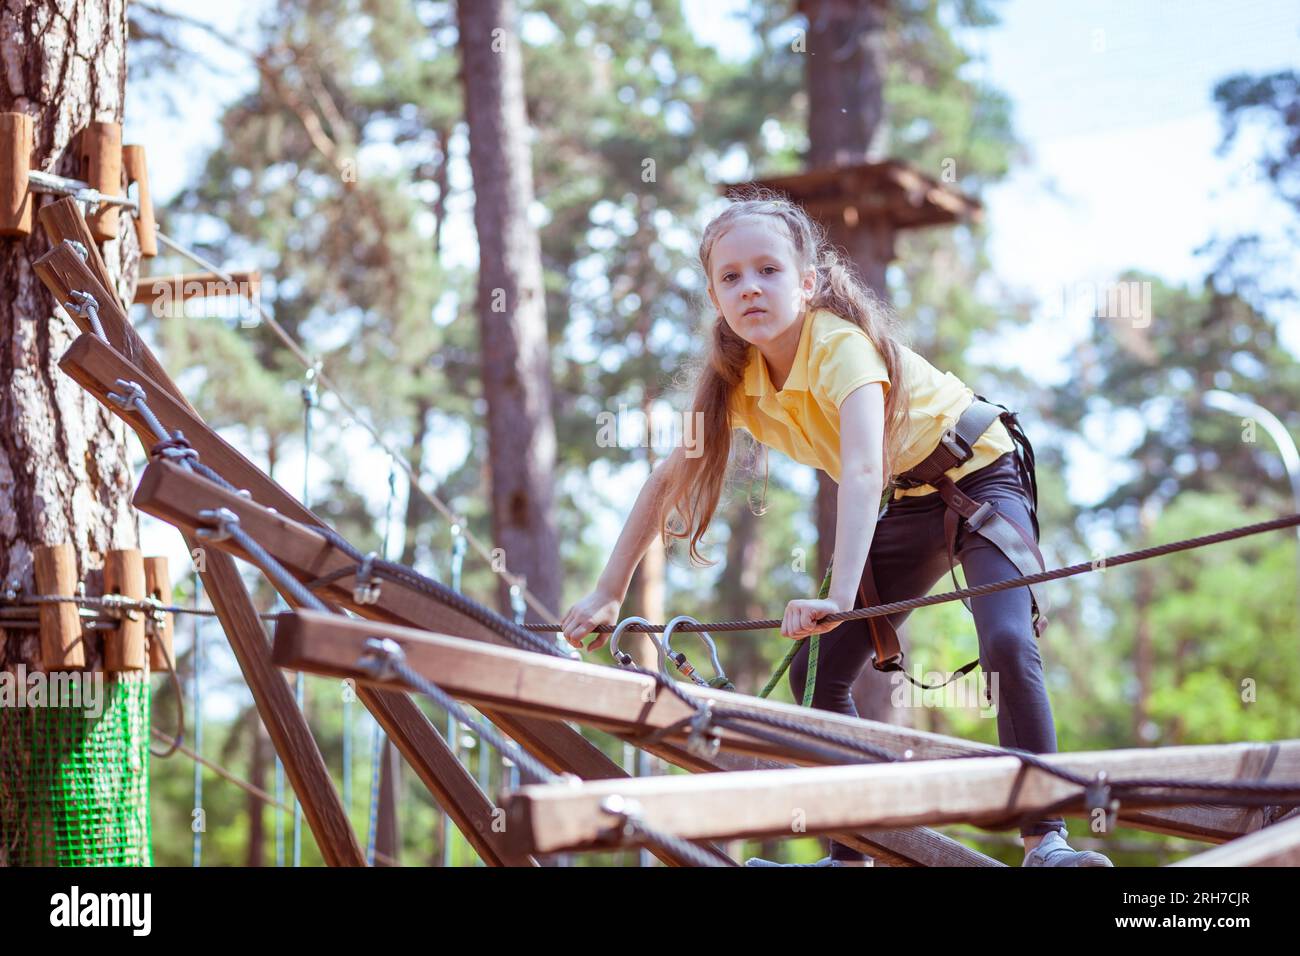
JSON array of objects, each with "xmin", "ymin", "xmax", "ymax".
[{"xmin": 657, "ymin": 189, "xmax": 912, "ymax": 567}]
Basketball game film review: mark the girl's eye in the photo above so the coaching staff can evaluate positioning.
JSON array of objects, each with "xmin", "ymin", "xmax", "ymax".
[
  {"xmin": 722, "ymin": 273, "xmax": 736, "ymax": 282},
  {"xmin": 763, "ymin": 266, "xmax": 777, "ymax": 274}
]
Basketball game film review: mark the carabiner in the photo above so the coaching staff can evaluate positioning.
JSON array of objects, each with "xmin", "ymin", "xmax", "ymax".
[
  {"xmin": 608, "ymin": 616, "xmax": 667, "ymax": 673},
  {"xmin": 662, "ymin": 615, "xmax": 734, "ymax": 691}
]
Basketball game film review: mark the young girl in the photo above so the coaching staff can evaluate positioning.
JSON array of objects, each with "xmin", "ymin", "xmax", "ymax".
[{"xmin": 560, "ymin": 193, "xmax": 1111, "ymax": 868}]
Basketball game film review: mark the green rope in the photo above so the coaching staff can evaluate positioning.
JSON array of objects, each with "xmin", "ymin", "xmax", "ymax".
[{"xmin": 757, "ymin": 560, "xmax": 834, "ymax": 705}]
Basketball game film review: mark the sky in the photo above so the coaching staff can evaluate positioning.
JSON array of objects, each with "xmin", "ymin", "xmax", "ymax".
[{"xmin": 125, "ymin": 1, "xmax": 1300, "ymax": 671}]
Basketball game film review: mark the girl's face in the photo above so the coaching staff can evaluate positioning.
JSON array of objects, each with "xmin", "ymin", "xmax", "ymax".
[{"xmin": 707, "ymin": 217, "xmax": 814, "ymax": 351}]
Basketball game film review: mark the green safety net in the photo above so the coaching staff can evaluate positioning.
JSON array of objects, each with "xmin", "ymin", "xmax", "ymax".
[{"xmin": 0, "ymin": 672, "xmax": 152, "ymax": 866}]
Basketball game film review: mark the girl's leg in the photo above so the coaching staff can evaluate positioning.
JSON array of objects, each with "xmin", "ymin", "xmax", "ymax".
[
  {"xmin": 787, "ymin": 493, "xmax": 954, "ymax": 861},
  {"xmin": 955, "ymin": 458, "xmax": 1065, "ymax": 838}
]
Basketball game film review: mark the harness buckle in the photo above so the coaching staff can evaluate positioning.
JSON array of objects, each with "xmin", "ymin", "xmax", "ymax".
[
  {"xmin": 965, "ymin": 500, "xmax": 995, "ymax": 532},
  {"xmin": 938, "ymin": 427, "xmax": 972, "ymax": 464}
]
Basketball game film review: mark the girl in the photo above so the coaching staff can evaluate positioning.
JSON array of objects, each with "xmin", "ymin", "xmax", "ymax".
[{"xmin": 560, "ymin": 193, "xmax": 1111, "ymax": 868}]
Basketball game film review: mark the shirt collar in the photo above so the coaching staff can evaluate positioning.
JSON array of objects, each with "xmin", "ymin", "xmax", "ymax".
[{"xmin": 743, "ymin": 310, "xmax": 815, "ymax": 397}]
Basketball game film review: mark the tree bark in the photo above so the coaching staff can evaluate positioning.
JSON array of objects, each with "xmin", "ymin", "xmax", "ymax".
[
  {"xmin": 0, "ymin": 0, "xmax": 144, "ymax": 865},
  {"xmin": 456, "ymin": 0, "xmax": 563, "ymax": 620}
]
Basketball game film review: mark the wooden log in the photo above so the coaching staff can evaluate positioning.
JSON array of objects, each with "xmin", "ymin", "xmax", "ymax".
[
  {"xmin": 38, "ymin": 197, "xmax": 119, "ymax": 307},
  {"xmin": 122, "ymin": 145, "xmax": 156, "ymax": 257},
  {"xmin": 143, "ymin": 556, "xmax": 173, "ymax": 671},
  {"xmin": 132, "ymin": 271, "xmax": 261, "ymax": 307},
  {"xmin": 32, "ymin": 543, "xmax": 84, "ymax": 670},
  {"xmin": 103, "ymin": 549, "xmax": 146, "ymax": 671},
  {"xmin": 0, "ymin": 111, "xmax": 33, "ymax": 237},
  {"xmin": 78, "ymin": 121, "xmax": 121, "ymax": 242},
  {"xmin": 195, "ymin": 539, "xmax": 365, "ymax": 866},
  {"xmin": 1168, "ymin": 813, "xmax": 1300, "ymax": 867}
]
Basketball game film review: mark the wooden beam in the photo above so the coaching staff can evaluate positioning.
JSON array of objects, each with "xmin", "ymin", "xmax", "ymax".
[
  {"xmin": 33, "ymin": 543, "xmax": 85, "ymax": 669},
  {"xmin": 38, "ymin": 197, "xmax": 122, "ymax": 311},
  {"xmin": 272, "ymin": 609, "xmax": 1300, "ymax": 842},
  {"xmin": 78, "ymin": 121, "xmax": 121, "ymax": 242},
  {"xmin": 35, "ymin": 240, "xmax": 194, "ymax": 414},
  {"xmin": 1168, "ymin": 813, "xmax": 1300, "ymax": 867},
  {"xmin": 132, "ymin": 271, "xmax": 261, "ymax": 307},
  {"xmin": 0, "ymin": 111, "xmax": 33, "ymax": 237},
  {"xmin": 194, "ymin": 539, "xmax": 364, "ymax": 865},
  {"xmin": 503, "ymin": 750, "xmax": 1296, "ymax": 854}
]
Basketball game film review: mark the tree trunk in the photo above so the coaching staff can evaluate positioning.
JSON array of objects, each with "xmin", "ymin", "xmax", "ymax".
[
  {"xmin": 0, "ymin": 0, "xmax": 144, "ymax": 865},
  {"xmin": 798, "ymin": 0, "xmax": 902, "ymax": 727},
  {"xmin": 456, "ymin": 0, "xmax": 563, "ymax": 620}
]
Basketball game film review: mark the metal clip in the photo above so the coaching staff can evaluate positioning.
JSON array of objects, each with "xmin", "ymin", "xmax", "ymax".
[
  {"xmin": 609, "ymin": 616, "xmax": 668, "ymax": 672},
  {"xmin": 353, "ymin": 551, "xmax": 381, "ymax": 605},
  {"xmin": 685, "ymin": 699, "xmax": 721, "ymax": 759},
  {"xmin": 599, "ymin": 794, "xmax": 645, "ymax": 841},
  {"xmin": 358, "ymin": 636, "xmax": 406, "ymax": 681},
  {"xmin": 662, "ymin": 615, "xmax": 732, "ymax": 690},
  {"xmin": 195, "ymin": 507, "xmax": 240, "ymax": 542}
]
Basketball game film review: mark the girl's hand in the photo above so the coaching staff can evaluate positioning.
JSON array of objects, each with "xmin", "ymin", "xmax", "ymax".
[
  {"xmin": 781, "ymin": 597, "xmax": 851, "ymax": 639},
  {"xmin": 560, "ymin": 589, "xmax": 623, "ymax": 653}
]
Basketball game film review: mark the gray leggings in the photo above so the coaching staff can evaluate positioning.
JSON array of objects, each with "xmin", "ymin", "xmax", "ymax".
[{"xmin": 789, "ymin": 451, "xmax": 1066, "ymax": 840}]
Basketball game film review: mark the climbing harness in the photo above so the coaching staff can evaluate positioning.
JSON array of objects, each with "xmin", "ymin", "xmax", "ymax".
[{"xmin": 861, "ymin": 396, "xmax": 1050, "ymax": 687}]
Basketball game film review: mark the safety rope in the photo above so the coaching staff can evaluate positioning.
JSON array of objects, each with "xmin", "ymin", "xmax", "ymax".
[{"xmin": 522, "ymin": 511, "xmax": 1300, "ymax": 635}]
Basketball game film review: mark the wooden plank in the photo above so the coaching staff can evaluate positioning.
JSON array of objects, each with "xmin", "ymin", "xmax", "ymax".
[
  {"xmin": 121, "ymin": 145, "xmax": 156, "ymax": 257},
  {"xmin": 273, "ymin": 609, "xmax": 1300, "ymax": 782},
  {"xmin": 38, "ymin": 197, "xmax": 122, "ymax": 313},
  {"xmin": 502, "ymin": 751, "xmax": 1300, "ymax": 855},
  {"xmin": 634, "ymin": 741, "xmax": 1000, "ymax": 867},
  {"xmin": 1168, "ymin": 813, "xmax": 1300, "ymax": 867},
  {"xmin": 0, "ymin": 111, "xmax": 33, "ymax": 237},
  {"xmin": 78, "ymin": 121, "xmax": 121, "ymax": 242},
  {"xmin": 132, "ymin": 271, "xmax": 261, "ymax": 306},
  {"xmin": 194, "ymin": 541, "xmax": 364, "ymax": 866},
  {"xmin": 103, "ymin": 548, "xmax": 146, "ymax": 670},
  {"xmin": 143, "ymin": 556, "xmax": 174, "ymax": 671},
  {"xmin": 32, "ymin": 543, "xmax": 84, "ymax": 669},
  {"xmin": 35, "ymin": 240, "xmax": 192, "ymax": 413},
  {"xmin": 272, "ymin": 609, "xmax": 1300, "ymax": 841}
]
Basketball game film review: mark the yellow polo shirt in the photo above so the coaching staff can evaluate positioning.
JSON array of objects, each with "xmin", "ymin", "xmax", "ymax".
[{"xmin": 727, "ymin": 309, "xmax": 1016, "ymax": 498}]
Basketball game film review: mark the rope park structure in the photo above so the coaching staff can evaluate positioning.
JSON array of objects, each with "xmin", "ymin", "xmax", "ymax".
[{"xmin": 4, "ymin": 128, "xmax": 1300, "ymax": 869}]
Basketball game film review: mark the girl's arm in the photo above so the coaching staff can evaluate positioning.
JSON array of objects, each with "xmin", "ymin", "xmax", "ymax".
[
  {"xmin": 826, "ymin": 383, "xmax": 887, "ymax": 609},
  {"xmin": 595, "ymin": 445, "xmax": 683, "ymax": 604},
  {"xmin": 562, "ymin": 447, "xmax": 683, "ymax": 652},
  {"xmin": 784, "ymin": 382, "xmax": 886, "ymax": 637}
]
